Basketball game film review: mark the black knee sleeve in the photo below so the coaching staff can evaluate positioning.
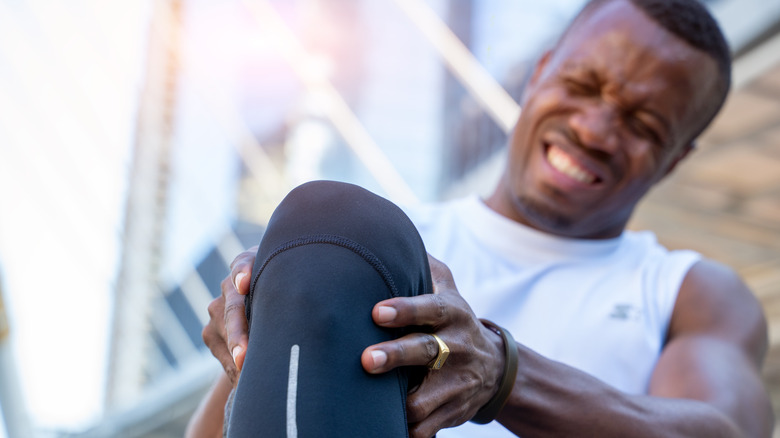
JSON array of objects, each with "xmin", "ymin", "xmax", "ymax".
[{"xmin": 227, "ymin": 181, "xmax": 432, "ymax": 437}]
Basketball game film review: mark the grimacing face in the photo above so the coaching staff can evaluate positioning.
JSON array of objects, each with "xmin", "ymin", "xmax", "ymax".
[{"xmin": 486, "ymin": 0, "xmax": 721, "ymax": 239}]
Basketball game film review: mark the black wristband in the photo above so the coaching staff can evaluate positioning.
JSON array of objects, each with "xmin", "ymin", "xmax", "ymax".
[{"xmin": 470, "ymin": 319, "xmax": 519, "ymax": 424}]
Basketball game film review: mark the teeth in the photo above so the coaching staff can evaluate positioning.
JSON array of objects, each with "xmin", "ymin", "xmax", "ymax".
[{"xmin": 547, "ymin": 145, "xmax": 597, "ymax": 184}]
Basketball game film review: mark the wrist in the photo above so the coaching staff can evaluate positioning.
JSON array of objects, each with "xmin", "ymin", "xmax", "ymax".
[
  {"xmin": 470, "ymin": 319, "xmax": 519, "ymax": 424},
  {"xmin": 484, "ymin": 323, "xmax": 505, "ymax": 390}
]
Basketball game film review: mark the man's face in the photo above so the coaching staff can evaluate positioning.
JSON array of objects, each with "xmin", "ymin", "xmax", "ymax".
[{"xmin": 491, "ymin": 0, "xmax": 721, "ymax": 239}]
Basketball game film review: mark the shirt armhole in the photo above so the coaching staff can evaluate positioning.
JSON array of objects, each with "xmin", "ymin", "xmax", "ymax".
[{"xmin": 657, "ymin": 250, "xmax": 701, "ymax": 341}]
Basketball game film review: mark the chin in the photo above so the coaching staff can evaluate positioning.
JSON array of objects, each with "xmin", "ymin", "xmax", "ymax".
[{"xmin": 515, "ymin": 194, "xmax": 577, "ymax": 235}]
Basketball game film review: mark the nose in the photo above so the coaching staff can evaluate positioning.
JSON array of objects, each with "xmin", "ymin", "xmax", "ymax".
[{"xmin": 568, "ymin": 103, "xmax": 620, "ymax": 155}]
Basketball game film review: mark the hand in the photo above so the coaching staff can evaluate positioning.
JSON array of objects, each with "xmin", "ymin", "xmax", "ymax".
[
  {"xmin": 202, "ymin": 245, "xmax": 257, "ymax": 386},
  {"xmin": 360, "ymin": 254, "xmax": 506, "ymax": 438}
]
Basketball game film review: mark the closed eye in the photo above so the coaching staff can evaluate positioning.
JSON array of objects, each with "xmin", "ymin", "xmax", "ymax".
[
  {"xmin": 564, "ymin": 78, "xmax": 597, "ymax": 96},
  {"xmin": 627, "ymin": 115, "xmax": 662, "ymax": 145}
]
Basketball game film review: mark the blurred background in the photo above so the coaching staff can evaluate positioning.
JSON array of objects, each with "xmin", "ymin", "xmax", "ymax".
[{"xmin": 0, "ymin": 0, "xmax": 779, "ymax": 436}]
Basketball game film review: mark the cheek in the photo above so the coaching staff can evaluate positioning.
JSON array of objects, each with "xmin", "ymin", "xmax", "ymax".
[
  {"xmin": 524, "ymin": 86, "xmax": 570, "ymax": 117},
  {"xmin": 618, "ymin": 144, "xmax": 666, "ymax": 198},
  {"xmin": 631, "ymin": 143, "xmax": 667, "ymax": 183},
  {"xmin": 512, "ymin": 88, "xmax": 570, "ymax": 151},
  {"xmin": 624, "ymin": 137, "xmax": 663, "ymax": 170}
]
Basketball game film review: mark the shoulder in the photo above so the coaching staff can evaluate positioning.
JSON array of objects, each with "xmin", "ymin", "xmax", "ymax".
[
  {"xmin": 619, "ymin": 231, "xmax": 701, "ymax": 307},
  {"xmin": 620, "ymin": 230, "xmax": 694, "ymax": 265},
  {"xmin": 669, "ymin": 258, "xmax": 768, "ymax": 363}
]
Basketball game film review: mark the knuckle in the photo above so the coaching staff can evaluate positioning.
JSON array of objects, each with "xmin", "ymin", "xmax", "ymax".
[
  {"xmin": 201, "ymin": 326, "xmax": 213, "ymax": 345},
  {"xmin": 207, "ymin": 298, "xmax": 221, "ymax": 318},
  {"xmin": 220, "ymin": 277, "xmax": 232, "ymax": 295},
  {"xmin": 202, "ymin": 322, "xmax": 225, "ymax": 347},
  {"xmin": 406, "ymin": 398, "xmax": 425, "ymax": 421},
  {"xmin": 395, "ymin": 343, "xmax": 408, "ymax": 363},
  {"xmin": 424, "ymin": 335, "xmax": 438, "ymax": 361},
  {"xmin": 461, "ymin": 371, "xmax": 479, "ymax": 389},
  {"xmin": 431, "ymin": 294, "xmax": 448, "ymax": 320},
  {"xmin": 455, "ymin": 404, "xmax": 471, "ymax": 426},
  {"xmin": 439, "ymin": 261, "xmax": 453, "ymax": 277},
  {"xmin": 225, "ymin": 301, "xmax": 245, "ymax": 318}
]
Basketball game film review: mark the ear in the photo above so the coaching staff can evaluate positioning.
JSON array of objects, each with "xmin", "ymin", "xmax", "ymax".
[
  {"xmin": 521, "ymin": 50, "xmax": 553, "ymax": 102},
  {"xmin": 662, "ymin": 141, "xmax": 696, "ymax": 178},
  {"xmin": 530, "ymin": 50, "xmax": 552, "ymax": 85}
]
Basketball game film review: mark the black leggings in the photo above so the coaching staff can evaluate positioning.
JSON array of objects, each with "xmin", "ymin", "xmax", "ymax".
[{"xmin": 227, "ymin": 181, "xmax": 433, "ymax": 437}]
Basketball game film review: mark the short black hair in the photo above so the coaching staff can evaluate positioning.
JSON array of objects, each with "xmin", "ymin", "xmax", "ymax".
[{"xmin": 571, "ymin": 0, "xmax": 732, "ymax": 137}]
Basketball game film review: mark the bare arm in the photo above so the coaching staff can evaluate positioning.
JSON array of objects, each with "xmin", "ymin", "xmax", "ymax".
[
  {"xmin": 647, "ymin": 259, "xmax": 772, "ymax": 436},
  {"xmin": 202, "ymin": 251, "xmax": 773, "ymax": 437},
  {"xmin": 365, "ymin": 258, "xmax": 773, "ymax": 437},
  {"xmin": 185, "ymin": 372, "xmax": 233, "ymax": 438},
  {"xmin": 492, "ymin": 259, "xmax": 772, "ymax": 437},
  {"xmin": 189, "ymin": 247, "xmax": 257, "ymax": 436}
]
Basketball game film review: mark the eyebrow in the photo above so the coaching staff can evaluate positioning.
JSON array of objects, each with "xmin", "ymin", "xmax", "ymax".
[
  {"xmin": 560, "ymin": 63, "xmax": 597, "ymax": 81},
  {"xmin": 560, "ymin": 62, "xmax": 672, "ymax": 137}
]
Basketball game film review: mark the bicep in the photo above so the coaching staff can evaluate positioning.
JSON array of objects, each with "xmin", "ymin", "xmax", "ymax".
[
  {"xmin": 649, "ymin": 259, "xmax": 773, "ymax": 437},
  {"xmin": 650, "ymin": 335, "xmax": 772, "ymax": 437}
]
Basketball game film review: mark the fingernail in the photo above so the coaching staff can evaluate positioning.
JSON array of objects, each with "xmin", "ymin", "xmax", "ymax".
[
  {"xmin": 234, "ymin": 272, "xmax": 247, "ymax": 291},
  {"xmin": 376, "ymin": 306, "xmax": 397, "ymax": 323},
  {"xmin": 370, "ymin": 350, "xmax": 387, "ymax": 368},
  {"xmin": 232, "ymin": 346, "xmax": 243, "ymax": 365}
]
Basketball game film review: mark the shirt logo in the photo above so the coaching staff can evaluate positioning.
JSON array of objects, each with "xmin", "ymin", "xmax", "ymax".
[{"xmin": 609, "ymin": 304, "xmax": 643, "ymax": 321}]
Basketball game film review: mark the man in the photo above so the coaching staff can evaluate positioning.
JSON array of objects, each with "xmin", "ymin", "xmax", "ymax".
[{"xmin": 192, "ymin": 0, "xmax": 774, "ymax": 436}]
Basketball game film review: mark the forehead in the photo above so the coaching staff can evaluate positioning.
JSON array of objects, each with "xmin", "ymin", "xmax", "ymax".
[{"xmin": 550, "ymin": 1, "xmax": 719, "ymax": 129}]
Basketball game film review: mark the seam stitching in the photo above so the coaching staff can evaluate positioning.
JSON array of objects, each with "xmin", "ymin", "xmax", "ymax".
[{"xmin": 247, "ymin": 234, "xmax": 400, "ymax": 322}]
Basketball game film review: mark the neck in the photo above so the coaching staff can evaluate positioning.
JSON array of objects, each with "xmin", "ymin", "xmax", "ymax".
[{"xmin": 483, "ymin": 179, "xmax": 627, "ymax": 240}]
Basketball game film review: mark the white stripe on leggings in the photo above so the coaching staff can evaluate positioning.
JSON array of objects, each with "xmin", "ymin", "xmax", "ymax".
[{"xmin": 287, "ymin": 344, "xmax": 300, "ymax": 438}]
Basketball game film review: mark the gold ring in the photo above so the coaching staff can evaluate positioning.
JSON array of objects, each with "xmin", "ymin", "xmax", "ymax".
[{"xmin": 428, "ymin": 334, "xmax": 450, "ymax": 370}]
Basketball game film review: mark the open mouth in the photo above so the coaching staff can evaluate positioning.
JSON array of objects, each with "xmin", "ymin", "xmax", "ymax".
[{"xmin": 545, "ymin": 143, "xmax": 600, "ymax": 185}]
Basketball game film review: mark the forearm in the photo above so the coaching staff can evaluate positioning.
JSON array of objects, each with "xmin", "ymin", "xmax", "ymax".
[
  {"xmin": 496, "ymin": 345, "xmax": 745, "ymax": 438},
  {"xmin": 185, "ymin": 372, "xmax": 233, "ymax": 438}
]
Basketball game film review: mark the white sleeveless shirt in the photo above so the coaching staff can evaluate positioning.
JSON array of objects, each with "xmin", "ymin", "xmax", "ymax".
[{"xmin": 404, "ymin": 197, "xmax": 700, "ymax": 438}]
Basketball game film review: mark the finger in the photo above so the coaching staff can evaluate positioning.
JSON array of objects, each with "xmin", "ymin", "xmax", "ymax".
[
  {"xmin": 230, "ymin": 246, "xmax": 257, "ymax": 295},
  {"xmin": 361, "ymin": 332, "xmax": 440, "ymax": 373},
  {"xmin": 406, "ymin": 376, "xmax": 472, "ymax": 422},
  {"xmin": 202, "ymin": 323, "xmax": 239, "ymax": 384},
  {"xmin": 408, "ymin": 383, "xmax": 473, "ymax": 438},
  {"xmin": 408, "ymin": 402, "xmax": 462, "ymax": 438},
  {"xmin": 224, "ymin": 281, "xmax": 249, "ymax": 371},
  {"xmin": 426, "ymin": 253, "xmax": 457, "ymax": 294},
  {"xmin": 372, "ymin": 294, "xmax": 450, "ymax": 328},
  {"xmin": 204, "ymin": 296, "xmax": 240, "ymax": 383}
]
